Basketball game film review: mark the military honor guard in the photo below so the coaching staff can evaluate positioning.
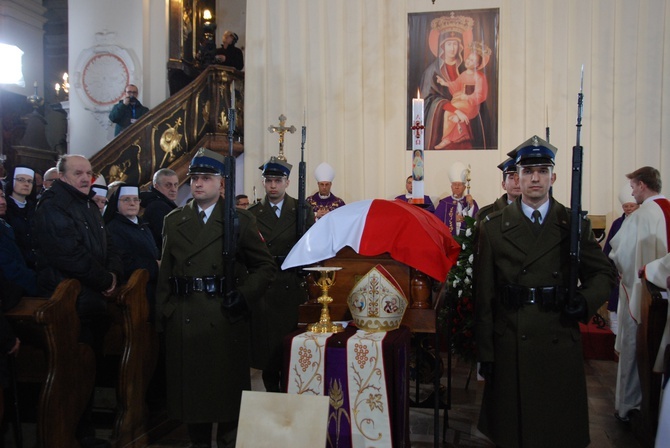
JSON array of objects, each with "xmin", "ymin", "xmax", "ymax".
[
  {"xmin": 474, "ymin": 136, "xmax": 615, "ymax": 448},
  {"xmin": 306, "ymin": 162, "xmax": 345, "ymax": 219},
  {"xmin": 248, "ymin": 156, "xmax": 315, "ymax": 392},
  {"xmin": 475, "ymin": 157, "xmax": 520, "ymax": 223},
  {"xmin": 155, "ymin": 148, "xmax": 276, "ymax": 448}
]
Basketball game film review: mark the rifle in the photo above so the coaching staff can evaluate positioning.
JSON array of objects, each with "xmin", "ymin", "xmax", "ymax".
[
  {"xmin": 296, "ymin": 125, "xmax": 308, "ymax": 240},
  {"xmin": 568, "ymin": 66, "xmax": 586, "ymax": 307},
  {"xmin": 222, "ymin": 87, "xmax": 239, "ymax": 298}
]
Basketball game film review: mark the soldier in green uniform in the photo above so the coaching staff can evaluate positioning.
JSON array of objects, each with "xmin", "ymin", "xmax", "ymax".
[
  {"xmin": 474, "ymin": 136, "xmax": 615, "ymax": 448},
  {"xmin": 248, "ymin": 156, "xmax": 315, "ymax": 392},
  {"xmin": 155, "ymin": 148, "xmax": 276, "ymax": 448},
  {"xmin": 475, "ymin": 157, "xmax": 520, "ymax": 224}
]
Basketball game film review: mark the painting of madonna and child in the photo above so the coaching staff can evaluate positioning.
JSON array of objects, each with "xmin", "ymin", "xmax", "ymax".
[{"xmin": 408, "ymin": 9, "xmax": 499, "ymax": 151}]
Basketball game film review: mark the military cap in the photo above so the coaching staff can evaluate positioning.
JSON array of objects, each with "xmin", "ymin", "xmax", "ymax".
[
  {"xmin": 497, "ymin": 157, "xmax": 516, "ymax": 174},
  {"xmin": 259, "ymin": 156, "xmax": 292, "ymax": 178},
  {"xmin": 507, "ymin": 135, "xmax": 557, "ymax": 166},
  {"xmin": 188, "ymin": 148, "xmax": 225, "ymax": 176}
]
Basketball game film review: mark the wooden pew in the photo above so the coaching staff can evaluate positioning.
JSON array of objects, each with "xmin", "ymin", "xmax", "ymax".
[
  {"xmin": 635, "ymin": 278, "xmax": 668, "ymax": 447},
  {"xmin": 6, "ymin": 279, "xmax": 95, "ymax": 448},
  {"xmin": 106, "ymin": 268, "xmax": 163, "ymax": 448}
]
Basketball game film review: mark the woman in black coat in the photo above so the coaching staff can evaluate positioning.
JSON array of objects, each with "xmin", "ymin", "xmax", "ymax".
[{"xmin": 104, "ymin": 184, "xmax": 160, "ymax": 321}]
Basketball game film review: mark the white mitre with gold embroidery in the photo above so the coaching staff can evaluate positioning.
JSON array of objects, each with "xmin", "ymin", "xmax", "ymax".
[{"xmin": 347, "ymin": 264, "xmax": 408, "ymax": 332}]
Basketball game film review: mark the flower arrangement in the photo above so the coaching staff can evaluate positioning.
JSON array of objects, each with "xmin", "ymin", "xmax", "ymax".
[{"xmin": 439, "ymin": 215, "xmax": 476, "ymax": 363}]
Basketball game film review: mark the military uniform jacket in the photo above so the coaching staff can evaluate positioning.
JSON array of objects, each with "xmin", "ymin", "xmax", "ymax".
[
  {"xmin": 156, "ymin": 198, "xmax": 276, "ymax": 423},
  {"xmin": 474, "ymin": 198, "xmax": 615, "ymax": 448},
  {"xmin": 247, "ymin": 195, "xmax": 314, "ymax": 370},
  {"xmin": 475, "ymin": 194, "xmax": 510, "ymax": 225}
]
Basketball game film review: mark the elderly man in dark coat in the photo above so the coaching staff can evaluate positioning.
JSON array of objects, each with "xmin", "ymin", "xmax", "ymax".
[
  {"xmin": 156, "ymin": 148, "xmax": 275, "ymax": 448},
  {"xmin": 248, "ymin": 156, "xmax": 314, "ymax": 392},
  {"xmin": 140, "ymin": 168, "xmax": 179, "ymax": 249},
  {"xmin": 475, "ymin": 136, "xmax": 615, "ymax": 448},
  {"xmin": 32, "ymin": 154, "xmax": 122, "ymax": 447}
]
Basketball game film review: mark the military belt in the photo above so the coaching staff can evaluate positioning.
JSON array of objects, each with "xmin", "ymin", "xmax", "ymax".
[
  {"xmin": 500, "ymin": 284, "xmax": 566, "ymax": 311},
  {"xmin": 170, "ymin": 276, "xmax": 224, "ymax": 296}
]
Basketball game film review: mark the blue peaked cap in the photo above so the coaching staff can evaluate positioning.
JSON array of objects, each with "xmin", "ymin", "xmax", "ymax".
[
  {"xmin": 497, "ymin": 157, "xmax": 516, "ymax": 174},
  {"xmin": 259, "ymin": 156, "xmax": 292, "ymax": 178},
  {"xmin": 507, "ymin": 135, "xmax": 557, "ymax": 166},
  {"xmin": 188, "ymin": 148, "xmax": 225, "ymax": 176}
]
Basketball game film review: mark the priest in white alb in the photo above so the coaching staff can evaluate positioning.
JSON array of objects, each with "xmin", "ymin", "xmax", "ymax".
[{"xmin": 608, "ymin": 166, "xmax": 670, "ymax": 422}]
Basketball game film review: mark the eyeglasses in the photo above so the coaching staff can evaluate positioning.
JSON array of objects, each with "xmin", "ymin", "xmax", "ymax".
[
  {"xmin": 125, "ymin": 90, "xmax": 138, "ymax": 94},
  {"xmin": 43, "ymin": 178, "xmax": 56, "ymax": 184},
  {"xmin": 13, "ymin": 177, "xmax": 33, "ymax": 184},
  {"xmin": 120, "ymin": 197, "xmax": 140, "ymax": 203}
]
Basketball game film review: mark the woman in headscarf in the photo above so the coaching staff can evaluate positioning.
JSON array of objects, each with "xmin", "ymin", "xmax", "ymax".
[{"xmin": 103, "ymin": 183, "xmax": 160, "ymax": 321}]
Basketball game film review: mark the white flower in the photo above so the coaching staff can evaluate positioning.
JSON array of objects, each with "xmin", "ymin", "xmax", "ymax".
[
  {"xmin": 462, "ymin": 243, "xmax": 467, "ymax": 250},
  {"xmin": 453, "ymin": 280, "xmax": 459, "ymax": 288},
  {"xmin": 464, "ymin": 277, "xmax": 471, "ymax": 285},
  {"xmin": 468, "ymin": 254, "xmax": 474, "ymax": 264},
  {"xmin": 458, "ymin": 290, "xmax": 463, "ymax": 297},
  {"xmin": 466, "ymin": 267, "xmax": 473, "ymax": 276},
  {"xmin": 466, "ymin": 228, "xmax": 473, "ymax": 237}
]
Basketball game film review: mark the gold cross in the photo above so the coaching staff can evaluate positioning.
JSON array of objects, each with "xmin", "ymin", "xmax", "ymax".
[{"xmin": 267, "ymin": 114, "xmax": 296, "ymax": 161}]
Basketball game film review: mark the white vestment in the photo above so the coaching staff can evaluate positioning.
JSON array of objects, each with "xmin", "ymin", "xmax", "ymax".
[{"xmin": 609, "ymin": 195, "xmax": 669, "ymax": 416}]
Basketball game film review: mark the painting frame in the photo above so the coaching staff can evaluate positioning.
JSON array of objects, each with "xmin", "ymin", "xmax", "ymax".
[{"xmin": 408, "ymin": 8, "xmax": 500, "ymax": 151}]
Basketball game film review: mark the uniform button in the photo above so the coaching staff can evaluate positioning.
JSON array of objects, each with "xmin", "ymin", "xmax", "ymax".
[
  {"xmin": 186, "ymin": 261, "xmax": 192, "ymax": 266},
  {"xmin": 521, "ymin": 334, "xmax": 527, "ymax": 341},
  {"xmin": 521, "ymin": 269, "xmax": 527, "ymax": 275},
  {"xmin": 185, "ymin": 318, "xmax": 191, "ymax": 324},
  {"xmin": 552, "ymin": 272, "xmax": 559, "ymax": 278}
]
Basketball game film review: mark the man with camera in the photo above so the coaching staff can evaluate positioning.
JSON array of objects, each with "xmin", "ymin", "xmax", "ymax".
[{"xmin": 109, "ymin": 84, "xmax": 150, "ymax": 136}]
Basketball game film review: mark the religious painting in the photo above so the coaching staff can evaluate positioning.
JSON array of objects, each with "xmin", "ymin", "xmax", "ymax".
[{"xmin": 408, "ymin": 9, "xmax": 499, "ymax": 150}]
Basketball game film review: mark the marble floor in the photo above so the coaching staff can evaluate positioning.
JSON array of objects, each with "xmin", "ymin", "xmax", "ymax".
[
  {"xmin": 144, "ymin": 358, "xmax": 641, "ymax": 448},
  {"xmin": 3, "ymin": 357, "xmax": 644, "ymax": 447}
]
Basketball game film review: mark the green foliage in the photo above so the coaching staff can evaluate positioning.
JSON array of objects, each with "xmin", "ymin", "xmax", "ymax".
[{"xmin": 439, "ymin": 216, "xmax": 476, "ymax": 363}]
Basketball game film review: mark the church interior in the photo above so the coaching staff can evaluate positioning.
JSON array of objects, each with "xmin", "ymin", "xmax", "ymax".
[{"xmin": 0, "ymin": 0, "xmax": 668, "ymax": 447}]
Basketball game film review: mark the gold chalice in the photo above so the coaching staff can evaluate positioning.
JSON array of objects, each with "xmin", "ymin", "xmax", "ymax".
[{"xmin": 304, "ymin": 267, "xmax": 344, "ymax": 333}]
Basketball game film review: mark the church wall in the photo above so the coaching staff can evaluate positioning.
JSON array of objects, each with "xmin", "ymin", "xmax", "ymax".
[
  {"xmin": 68, "ymin": 0, "xmax": 168, "ymax": 158},
  {"xmin": 245, "ymin": 0, "xmax": 669, "ymax": 233}
]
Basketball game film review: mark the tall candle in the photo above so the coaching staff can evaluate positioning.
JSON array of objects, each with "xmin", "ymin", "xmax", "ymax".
[
  {"xmin": 410, "ymin": 91, "xmax": 425, "ymax": 203},
  {"xmin": 412, "ymin": 92, "xmax": 424, "ymax": 150}
]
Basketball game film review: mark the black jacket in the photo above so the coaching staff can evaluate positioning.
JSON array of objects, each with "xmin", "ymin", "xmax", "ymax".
[
  {"xmin": 140, "ymin": 187, "xmax": 177, "ymax": 250},
  {"xmin": 106, "ymin": 213, "xmax": 160, "ymax": 283},
  {"xmin": 4, "ymin": 196, "xmax": 36, "ymax": 268},
  {"xmin": 33, "ymin": 180, "xmax": 122, "ymax": 317}
]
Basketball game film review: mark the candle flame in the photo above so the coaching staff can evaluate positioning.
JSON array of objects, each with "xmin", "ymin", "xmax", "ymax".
[{"xmin": 416, "ymin": 88, "xmax": 421, "ymax": 100}]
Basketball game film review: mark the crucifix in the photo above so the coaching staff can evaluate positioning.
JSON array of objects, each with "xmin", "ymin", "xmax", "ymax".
[{"xmin": 267, "ymin": 114, "xmax": 296, "ymax": 161}]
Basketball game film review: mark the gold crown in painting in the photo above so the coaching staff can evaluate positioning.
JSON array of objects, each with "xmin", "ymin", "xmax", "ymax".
[
  {"xmin": 347, "ymin": 264, "xmax": 408, "ymax": 333},
  {"xmin": 469, "ymin": 41, "xmax": 492, "ymax": 58},
  {"xmin": 431, "ymin": 13, "xmax": 474, "ymax": 35}
]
